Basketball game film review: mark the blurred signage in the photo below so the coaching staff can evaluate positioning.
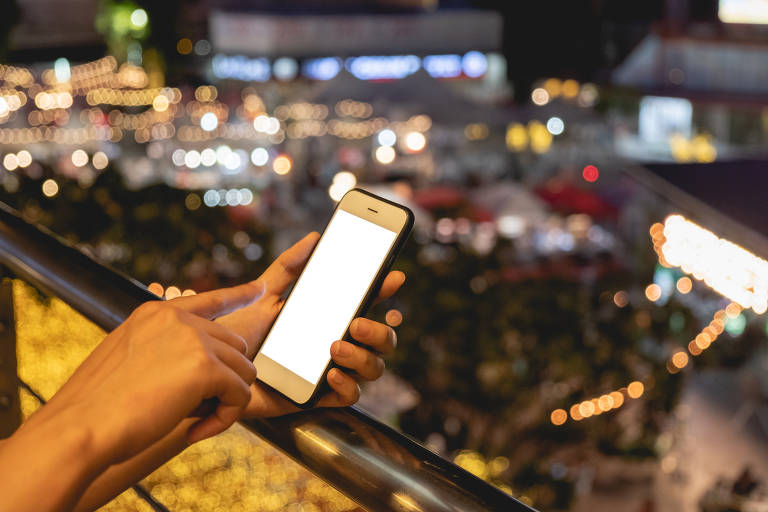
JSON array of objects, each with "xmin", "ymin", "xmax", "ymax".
[
  {"xmin": 638, "ymin": 96, "xmax": 692, "ymax": 144},
  {"xmin": 209, "ymin": 11, "xmax": 501, "ymax": 57},
  {"xmin": 719, "ymin": 0, "xmax": 768, "ymax": 24}
]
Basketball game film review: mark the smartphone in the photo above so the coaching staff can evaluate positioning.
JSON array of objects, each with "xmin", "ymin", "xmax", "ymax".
[{"xmin": 253, "ymin": 188, "xmax": 414, "ymax": 407}]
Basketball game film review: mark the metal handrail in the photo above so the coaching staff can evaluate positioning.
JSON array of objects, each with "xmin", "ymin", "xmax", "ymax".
[{"xmin": 0, "ymin": 201, "xmax": 534, "ymax": 512}]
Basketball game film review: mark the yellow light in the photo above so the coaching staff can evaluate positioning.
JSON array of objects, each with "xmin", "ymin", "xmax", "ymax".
[
  {"xmin": 165, "ymin": 286, "xmax": 181, "ymax": 300},
  {"xmin": 405, "ymin": 131, "xmax": 426, "ymax": 152},
  {"xmin": 272, "ymin": 155, "xmax": 292, "ymax": 175},
  {"xmin": 543, "ymin": 78, "xmax": 562, "ymax": 98},
  {"xmin": 688, "ymin": 340, "xmax": 702, "ymax": 356},
  {"xmin": 182, "ymin": 289, "xmax": 196, "ymax": 296},
  {"xmin": 561, "ymin": 79, "xmax": 579, "ymax": 98},
  {"xmin": 676, "ymin": 277, "xmax": 692, "ymax": 294},
  {"xmin": 531, "ymin": 87, "xmax": 550, "ymax": 106},
  {"xmin": 609, "ymin": 391, "xmax": 624, "ymax": 408},
  {"xmin": 578, "ymin": 400, "xmax": 595, "ymax": 418},
  {"xmin": 671, "ymin": 351, "xmax": 689, "ymax": 369},
  {"xmin": 42, "ymin": 179, "xmax": 59, "ymax": 197},
  {"xmin": 148, "ymin": 282, "xmax": 164, "ymax": 297},
  {"xmin": 725, "ymin": 302, "xmax": 742, "ymax": 318},
  {"xmin": 505, "ymin": 123, "xmax": 528, "ymax": 151},
  {"xmin": 153, "ymin": 94, "xmax": 169, "ymax": 112},
  {"xmin": 71, "ymin": 149, "xmax": 88, "ymax": 167},
  {"xmin": 375, "ymin": 145, "xmax": 396, "ymax": 164},
  {"xmin": 528, "ymin": 120, "xmax": 552, "ymax": 153},
  {"xmin": 569, "ymin": 403, "xmax": 583, "ymax": 421},
  {"xmin": 597, "ymin": 394, "xmax": 614, "ymax": 412},
  {"xmin": 613, "ymin": 290, "xmax": 629, "ymax": 307},
  {"xmin": 627, "ymin": 381, "xmax": 644, "ymax": 399},
  {"xmin": 550, "ymin": 409, "xmax": 567, "ymax": 426},
  {"xmin": 645, "ymin": 284, "xmax": 662, "ymax": 302}
]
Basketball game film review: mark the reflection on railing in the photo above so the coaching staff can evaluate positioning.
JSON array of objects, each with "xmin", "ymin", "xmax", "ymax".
[{"xmin": 0, "ymin": 201, "xmax": 534, "ymax": 512}]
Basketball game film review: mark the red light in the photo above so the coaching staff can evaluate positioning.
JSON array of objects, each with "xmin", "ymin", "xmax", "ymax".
[{"xmin": 582, "ymin": 165, "xmax": 599, "ymax": 182}]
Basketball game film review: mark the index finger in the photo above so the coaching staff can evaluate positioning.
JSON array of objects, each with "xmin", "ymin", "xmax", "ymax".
[{"xmin": 172, "ymin": 280, "xmax": 265, "ymax": 319}]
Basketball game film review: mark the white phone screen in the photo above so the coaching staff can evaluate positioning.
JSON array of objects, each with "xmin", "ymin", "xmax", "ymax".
[{"xmin": 260, "ymin": 209, "xmax": 398, "ymax": 384}]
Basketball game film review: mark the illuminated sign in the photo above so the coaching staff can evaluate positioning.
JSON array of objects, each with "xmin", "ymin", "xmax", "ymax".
[
  {"xmin": 211, "ymin": 54, "xmax": 270, "ymax": 82},
  {"xmin": 638, "ymin": 96, "xmax": 692, "ymax": 144},
  {"xmin": 719, "ymin": 0, "xmax": 768, "ymax": 24},
  {"xmin": 661, "ymin": 215, "xmax": 768, "ymax": 313}
]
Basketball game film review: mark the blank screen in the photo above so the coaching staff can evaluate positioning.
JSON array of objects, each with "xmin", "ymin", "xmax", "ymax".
[{"xmin": 260, "ymin": 209, "xmax": 398, "ymax": 384}]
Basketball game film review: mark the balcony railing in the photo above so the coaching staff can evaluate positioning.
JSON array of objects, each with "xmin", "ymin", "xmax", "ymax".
[{"xmin": 0, "ymin": 200, "xmax": 534, "ymax": 512}]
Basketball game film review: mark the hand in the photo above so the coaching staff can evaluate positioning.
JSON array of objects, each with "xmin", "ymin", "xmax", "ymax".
[
  {"xmin": 39, "ymin": 282, "xmax": 265, "ymax": 464},
  {"xmin": 215, "ymin": 232, "xmax": 406, "ymax": 417}
]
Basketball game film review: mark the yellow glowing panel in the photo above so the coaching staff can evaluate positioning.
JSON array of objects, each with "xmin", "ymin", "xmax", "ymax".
[{"xmin": 12, "ymin": 280, "xmax": 361, "ymax": 512}]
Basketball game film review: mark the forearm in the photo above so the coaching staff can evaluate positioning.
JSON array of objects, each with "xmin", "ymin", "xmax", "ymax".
[
  {"xmin": 73, "ymin": 419, "xmax": 194, "ymax": 512},
  {"xmin": 0, "ymin": 408, "xmax": 109, "ymax": 512}
]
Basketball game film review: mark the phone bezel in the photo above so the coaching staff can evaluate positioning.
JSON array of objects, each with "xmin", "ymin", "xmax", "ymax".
[{"xmin": 253, "ymin": 188, "xmax": 413, "ymax": 407}]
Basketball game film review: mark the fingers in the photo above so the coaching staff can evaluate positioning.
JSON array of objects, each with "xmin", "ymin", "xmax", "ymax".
[
  {"xmin": 374, "ymin": 271, "xmax": 406, "ymax": 304},
  {"xmin": 331, "ymin": 341, "xmax": 385, "ymax": 381},
  {"xmin": 349, "ymin": 318, "xmax": 397, "ymax": 355},
  {"xmin": 259, "ymin": 232, "xmax": 319, "ymax": 297},
  {"xmin": 317, "ymin": 369, "xmax": 361, "ymax": 407},
  {"xmin": 172, "ymin": 280, "xmax": 265, "ymax": 319},
  {"xmin": 212, "ymin": 340, "xmax": 258, "ymax": 384},
  {"xmin": 183, "ymin": 313, "xmax": 249, "ymax": 355},
  {"xmin": 186, "ymin": 403, "xmax": 242, "ymax": 444}
]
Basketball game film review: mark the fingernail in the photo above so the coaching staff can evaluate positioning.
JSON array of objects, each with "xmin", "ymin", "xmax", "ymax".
[
  {"xmin": 354, "ymin": 318, "xmax": 370, "ymax": 336},
  {"xmin": 333, "ymin": 341, "xmax": 347, "ymax": 357}
]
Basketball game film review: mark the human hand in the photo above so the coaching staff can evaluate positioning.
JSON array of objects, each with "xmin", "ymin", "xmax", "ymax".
[
  {"xmin": 39, "ymin": 282, "xmax": 265, "ymax": 465},
  {"xmin": 215, "ymin": 232, "xmax": 406, "ymax": 418}
]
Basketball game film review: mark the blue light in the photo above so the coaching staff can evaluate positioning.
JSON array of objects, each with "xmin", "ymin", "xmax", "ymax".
[
  {"xmin": 212, "ymin": 54, "xmax": 271, "ymax": 82},
  {"xmin": 302, "ymin": 57, "xmax": 342, "ymax": 81},
  {"xmin": 423, "ymin": 55, "xmax": 462, "ymax": 78},
  {"xmin": 462, "ymin": 51, "xmax": 487, "ymax": 78},
  {"xmin": 345, "ymin": 55, "xmax": 420, "ymax": 80}
]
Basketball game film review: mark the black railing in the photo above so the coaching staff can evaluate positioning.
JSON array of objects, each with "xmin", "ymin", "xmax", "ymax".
[{"xmin": 0, "ymin": 201, "xmax": 535, "ymax": 512}]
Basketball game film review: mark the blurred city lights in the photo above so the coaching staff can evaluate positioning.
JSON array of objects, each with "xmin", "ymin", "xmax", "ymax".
[
  {"xmin": 661, "ymin": 215, "xmax": 768, "ymax": 312},
  {"xmin": 148, "ymin": 282, "xmax": 163, "ymax": 297},
  {"xmin": 346, "ymin": 55, "xmax": 420, "ymax": 80},
  {"xmin": 272, "ymin": 155, "xmax": 292, "ymax": 175},
  {"xmin": 550, "ymin": 409, "xmax": 567, "ymax": 426},
  {"xmin": 725, "ymin": 313, "xmax": 747, "ymax": 336},
  {"xmin": 200, "ymin": 112, "xmax": 219, "ymax": 132},
  {"xmin": 627, "ymin": 381, "xmax": 644, "ymax": 399},
  {"xmin": 676, "ymin": 276, "xmax": 692, "ymax": 294},
  {"xmin": 42, "ymin": 179, "xmax": 59, "ymax": 197},
  {"xmin": 546, "ymin": 117, "xmax": 565, "ymax": 135},
  {"xmin": 16, "ymin": 150, "xmax": 32, "ymax": 168},
  {"xmin": 176, "ymin": 38, "xmax": 193, "ymax": 55},
  {"xmin": 301, "ymin": 57, "xmax": 342, "ymax": 80},
  {"xmin": 273, "ymin": 57, "xmax": 299, "ymax": 81},
  {"xmin": 582, "ymin": 165, "xmax": 599, "ymax": 182},
  {"xmin": 375, "ymin": 145, "xmax": 396, "ymax": 164},
  {"xmin": 423, "ymin": 54, "xmax": 462, "ymax": 78},
  {"xmin": 405, "ymin": 131, "xmax": 426, "ymax": 152},
  {"xmin": 505, "ymin": 123, "xmax": 528, "ymax": 151},
  {"xmin": 3, "ymin": 153, "xmax": 18, "ymax": 171},
  {"xmin": 200, "ymin": 148, "xmax": 217, "ymax": 167},
  {"xmin": 165, "ymin": 286, "xmax": 181, "ymax": 300},
  {"xmin": 461, "ymin": 51, "xmax": 487, "ymax": 78},
  {"xmin": 645, "ymin": 283, "xmax": 662, "ymax": 302},
  {"xmin": 613, "ymin": 290, "xmax": 629, "ymax": 307},
  {"xmin": 130, "ymin": 8, "xmax": 148, "ymax": 29},
  {"xmin": 212, "ymin": 54, "xmax": 271, "ymax": 82},
  {"xmin": 377, "ymin": 129, "xmax": 397, "ymax": 147},
  {"xmin": 531, "ymin": 88, "xmax": 550, "ymax": 106},
  {"xmin": 328, "ymin": 171, "xmax": 357, "ymax": 202},
  {"xmin": 250, "ymin": 147, "xmax": 269, "ymax": 166},
  {"xmin": 71, "ymin": 149, "xmax": 89, "ymax": 167},
  {"xmin": 184, "ymin": 150, "xmax": 201, "ymax": 169},
  {"xmin": 54, "ymin": 58, "xmax": 71, "ymax": 83},
  {"xmin": 92, "ymin": 151, "xmax": 109, "ymax": 170}
]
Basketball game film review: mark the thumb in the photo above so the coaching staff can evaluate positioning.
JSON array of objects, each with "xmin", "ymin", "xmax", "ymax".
[{"xmin": 172, "ymin": 280, "xmax": 265, "ymax": 319}]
